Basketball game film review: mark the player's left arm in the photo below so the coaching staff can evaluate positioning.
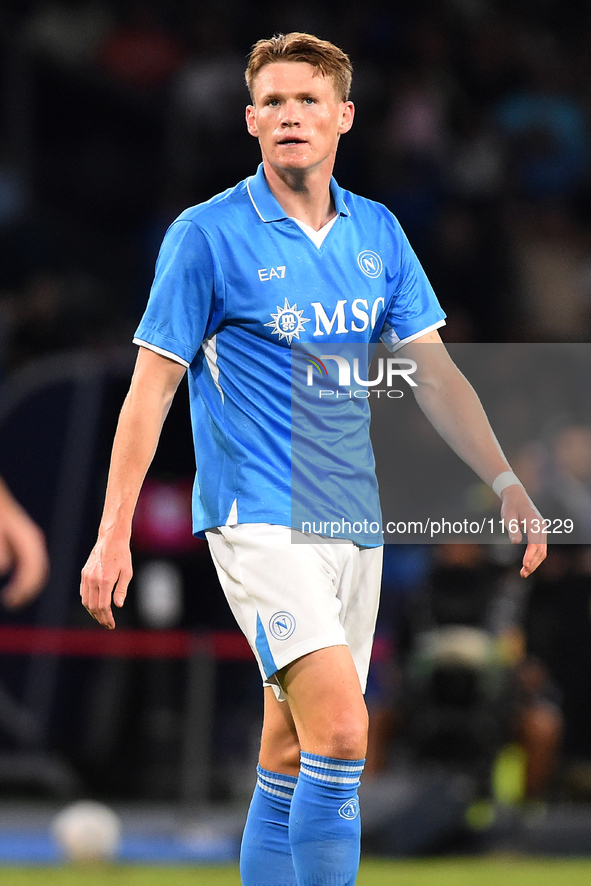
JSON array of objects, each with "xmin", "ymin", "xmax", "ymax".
[{"xmin": 398, "ymin": 329, "xmax": 546, "ymax": 577}]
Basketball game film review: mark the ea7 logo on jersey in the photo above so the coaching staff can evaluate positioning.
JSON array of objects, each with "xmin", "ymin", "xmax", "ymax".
[
  {"xmin": 258, "ymin": 266, "xmax": 286, "ymax": 281},
  {"xmin": 357, "ymin": 250, "xmax": 383, "ymax": 278},
  {"xmin": 266, "ymin": 299, "xmax": 310, "ymax": 344}
]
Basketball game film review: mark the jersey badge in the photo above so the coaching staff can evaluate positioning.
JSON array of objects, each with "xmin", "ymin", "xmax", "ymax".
[
  {"xmin": 265, "ymin": 299, "xmax": 310, "ymax": 344},
  {"xmin": 357, "ymin": 250, "xmax": 383, "ymax": 278}
]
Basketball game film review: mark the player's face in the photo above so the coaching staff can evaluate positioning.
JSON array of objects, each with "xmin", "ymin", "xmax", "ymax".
[{"xmin": 246, "ymin": 62, "xmax": 354, "ymax": 174}]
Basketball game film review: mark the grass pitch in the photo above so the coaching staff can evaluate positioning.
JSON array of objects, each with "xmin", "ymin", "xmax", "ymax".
[{"xmin": 2, "ymin": 858, "xmax": 591, "ymax": 886}]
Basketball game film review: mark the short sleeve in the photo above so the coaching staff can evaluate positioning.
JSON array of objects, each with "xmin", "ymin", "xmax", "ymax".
[
  {"xmin": 134, "ymin": 219, "xmax": 221, "ymax": 366},
  {"xmin": 380, "ymin": 222, "xmax": 446, "ymax": 351}
]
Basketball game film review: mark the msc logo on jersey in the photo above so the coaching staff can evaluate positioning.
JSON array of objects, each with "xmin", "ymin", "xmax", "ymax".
[
  {"xmin": 338, "ymin": 799, "xmax": 360, "ymax": 820},
  {"xmin": 357, "ymin": 250, "xmax": 383, "ymax": 278},
  {"xmin": 269, "ymin": 611, "xmax": 296, "ymax": 640},
  {"xmin": 266, "ymin": 299, "xmax": 310, "ymax": 344}
]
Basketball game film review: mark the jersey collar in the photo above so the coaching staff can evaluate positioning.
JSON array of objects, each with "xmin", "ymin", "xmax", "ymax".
[{"xmin": 246, "ymin": 163, "xmax": 350, "ymax": 223}]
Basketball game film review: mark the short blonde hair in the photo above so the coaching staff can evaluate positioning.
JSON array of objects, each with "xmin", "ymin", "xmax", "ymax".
[{"xmin": 245, "ymin": 32, "xmax": 353, "ymax": 102}]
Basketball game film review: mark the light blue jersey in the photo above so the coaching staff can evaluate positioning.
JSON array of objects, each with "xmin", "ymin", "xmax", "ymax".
[{"xmin": 134, "ymin": 164, "xmax": 445, "ymax": 544}]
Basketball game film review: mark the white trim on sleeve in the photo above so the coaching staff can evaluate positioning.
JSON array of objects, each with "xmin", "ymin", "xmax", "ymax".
[
  {"xmin": 133, "ymin": 338, "xmax": 190, "ymax": 368},
  {"xmin": 381, "ymin": 319, "xmax": 446, "ymax": 353}
]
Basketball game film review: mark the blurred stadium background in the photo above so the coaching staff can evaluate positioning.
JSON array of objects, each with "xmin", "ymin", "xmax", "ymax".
[{"xmin": 1, "ymin": 0, "xmax": 591, "ymax": 872}]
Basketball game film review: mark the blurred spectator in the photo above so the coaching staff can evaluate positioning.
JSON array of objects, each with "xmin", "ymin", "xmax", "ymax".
[
  {"xmin": 95, "ymin": 2, "xmax": 185, "ymax": 91},
  {"xmin": 5, "ymin": 270, "xmax": 114, "ymax": 372},
  {"xmin": 525, "ymin": 546, "xmax": 591, "ymax": 798},
  {"xmin": 0, "ymin": 148, "xmax": 32, "ymax": 296},
  {"xmin": 513, "ymin": 425, "xmax": 591, "ymax": 541},
  {"xmin": 508, "ymin": 205, "xmax": 591, "ymax": 340},
  {"xmin": 24, "ymin": 0, "xmax": 113, "ymax": 68},
  {"xmin": 0, "ymin": 149, "xmax": 31, "ymax": 231},
  {"xmin": 369, "ymin": 150, "xmax": 442, "ymax": 263},
  {"xmin": 549, "ymin": 426, "xmax": 591, "ymax": 537},
  {"xmin": 8, "ymin": 272, "xmax": 71, "ymax": 369},
  {"xmin": 165, "ymin": 14, "xmax": 248, "ymax": 196},
  {"xmin": 428, "ymin": 202, "xmax": 513, "ymax": 341},
  {"xmin": 386, "ymin": 72, "xmax": 450, "ymax": 165},
  {"xmin": 496, "ymin": 46, "xmax": 589, "ymax": 203},
  {"xmin": 446, "ymin": 104, "xmax": 506, "ymax": 203},
  {"xmin": 463, "ymin": 14, "xmax": 525, "ymax": 105},
  {"xmin": 367, "ymin": 544, "xmax": 563, "ymax": 801},
  {"xmin": 365, "ymin": 545, "xmax": 432, "ymax": 775}
]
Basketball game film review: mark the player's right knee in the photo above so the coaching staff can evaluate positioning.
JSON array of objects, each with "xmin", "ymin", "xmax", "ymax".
[
  {"xmin": 261, "ymin": 734, "xmax": 301, "ymax": 774},
  {"xmin": 279, "ymin": 740, "xmax": 301, "ymax": 772}
]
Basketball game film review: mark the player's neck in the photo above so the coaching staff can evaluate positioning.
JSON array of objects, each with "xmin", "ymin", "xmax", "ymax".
[{"xmin": 262, "ymin": 160, "xmax": 336, "ymax": 231}]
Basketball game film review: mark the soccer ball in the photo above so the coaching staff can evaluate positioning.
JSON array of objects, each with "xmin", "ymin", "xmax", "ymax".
[{"xmin": 52, "ymin": 800, "xmax": 121, "ymax": 862}]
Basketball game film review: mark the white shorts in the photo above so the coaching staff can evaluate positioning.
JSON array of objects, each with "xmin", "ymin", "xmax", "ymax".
[{"xmin": 206, "ymin": 524, "xmax": 383, "ymax": 699}]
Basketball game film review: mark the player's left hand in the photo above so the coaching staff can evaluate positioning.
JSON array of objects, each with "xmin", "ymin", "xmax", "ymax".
[{"xmin": 499, "ymin": 484, "xmax": 547, "ymax": 578}]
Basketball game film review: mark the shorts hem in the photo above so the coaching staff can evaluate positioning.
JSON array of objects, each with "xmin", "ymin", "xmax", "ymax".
[{"xmin": 263, "ymin": 634, "xmax": 348, "ymax": 681}]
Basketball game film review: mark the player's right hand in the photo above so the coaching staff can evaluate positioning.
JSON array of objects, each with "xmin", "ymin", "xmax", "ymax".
[{"xmin": 80, "ymin": 533, "xmax": 132, "ymax": 630}]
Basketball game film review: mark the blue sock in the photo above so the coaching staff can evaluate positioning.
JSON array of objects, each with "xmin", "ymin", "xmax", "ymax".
[
  {"xmin": 289, "ymin": 752, "xmax": 365, "ymax": 886},
  {"xmin": 240, "ymin": 764, "xmax": 298, "ymax": 886}
]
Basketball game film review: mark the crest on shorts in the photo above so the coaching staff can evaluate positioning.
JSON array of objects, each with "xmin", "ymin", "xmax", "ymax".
[
  {"xmin": 269, "ymin": 611, "xmax": 296, "ymax": 640},
  {"xmin": 265, "ymin": 299, "xmax": 310, "ymax": 344}
]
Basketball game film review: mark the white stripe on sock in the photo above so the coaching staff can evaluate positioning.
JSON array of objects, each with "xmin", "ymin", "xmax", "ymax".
[
  {"xmin": 300, "ymin": 756, "xmax": 364, "ymax": 774},
  {"xmin": 300, "ymin": 765, "xmax": 361, "ymax": 786},
  {"xmin": 258, "ymin": 773, "xmax": 297, "ymax": 791},
  {"xmin": 257, "ymin": 778, "xmax": 295, "ymax": 801}
]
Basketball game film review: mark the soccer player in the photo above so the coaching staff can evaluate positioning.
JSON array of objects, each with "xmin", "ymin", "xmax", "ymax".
[{"xmin": 80, "ymin": 33, "xmax": 546, "ymax": 886}]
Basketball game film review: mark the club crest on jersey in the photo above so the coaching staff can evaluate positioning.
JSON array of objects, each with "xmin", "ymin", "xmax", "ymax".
[
  {"xmin": 357, "ymin": 250, "xmax": 383, "ymax": 278},
  {"xmin": 265, "ymin": 299, "xmax": 310, "ymax": 344}
]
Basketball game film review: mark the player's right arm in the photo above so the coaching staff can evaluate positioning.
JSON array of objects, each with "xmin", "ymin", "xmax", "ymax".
[{"xmin": 80, "ymin": 347, "xmax": 186, "ymax": 629}]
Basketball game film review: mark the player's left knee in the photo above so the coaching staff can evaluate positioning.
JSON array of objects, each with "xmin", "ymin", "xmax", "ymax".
[{"xmin": 323, "ymin": 709, "xmax": 369, "ymax": 760}]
